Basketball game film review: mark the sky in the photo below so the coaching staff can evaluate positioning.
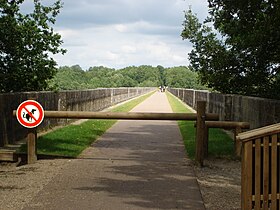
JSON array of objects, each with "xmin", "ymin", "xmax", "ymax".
[{"xmin": 25, "ymin": 0, "xmax": 209, "ymax": 70}]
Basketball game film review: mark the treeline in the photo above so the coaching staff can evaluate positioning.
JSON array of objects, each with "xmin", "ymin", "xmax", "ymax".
[{"xmin": 48, "ymin": 65, "xmax": 206, "ymax": 90}]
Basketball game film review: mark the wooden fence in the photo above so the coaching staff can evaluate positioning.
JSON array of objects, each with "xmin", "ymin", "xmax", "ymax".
[{"xmin": 238, "ymin": 123, "xmax": 280, "ymax": 210}]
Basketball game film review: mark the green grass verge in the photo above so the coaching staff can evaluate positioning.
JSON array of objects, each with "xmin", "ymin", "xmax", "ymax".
[
  {"xmin": 110, "ymin": 93, "xmax": 154, "ymax": 112},
  {"xmin": 166, "ymin": 92, "xmax": 234, "ymax": 159},
  {"xmin": 20, "ymin": 91, "xmax": 155, "ymax": 157}
]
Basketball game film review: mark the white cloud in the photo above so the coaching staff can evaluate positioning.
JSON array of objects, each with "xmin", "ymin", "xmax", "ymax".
[
  {"xmin": 114, "ymin": 24, "xmax": 128, "ymax": 33},
  {"xmin": 121, "ymin": 45, "xmax": 137, "ymax": 53},
  {"xmin": 51, "ymin": 0, "xmax": 208, "ymax": 69}
]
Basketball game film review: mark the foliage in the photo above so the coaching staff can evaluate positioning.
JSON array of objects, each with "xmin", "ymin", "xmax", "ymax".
[
  {"xmin": 49, "ymin": 65, "xmax": 206, "ymax": 90},
  {"xmin": 48, "ymin": 65, "xmax": 88, "ymax": 90},
  {"xmin": 165, "ymin": 66, "xmax": 205, "ymax": 89},
  {"xmin": 157, "ymin": 65, "xmax": 166, "ymax": 86},
  {"xmin": 0, "ymin": 0, "xmax": 65, "ymax": 93},
  {"xmin": 182, "ymin": 1, "xmax": 280, "ymax": 99}
]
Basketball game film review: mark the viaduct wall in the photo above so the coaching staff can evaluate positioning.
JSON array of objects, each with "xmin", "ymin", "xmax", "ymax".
[
  {"xmin": 169, "ymin": 88, "xmax": 280, "ymax": 130},
  {"xmin": 0, "ymin": 87, "xmax": 154, "ymax": 146}
]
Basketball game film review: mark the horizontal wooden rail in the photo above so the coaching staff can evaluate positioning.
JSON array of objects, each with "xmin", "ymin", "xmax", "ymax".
[
  {"xmin": 205, "ymin": 121, "xmax": 250, "ymax": 129},
  {"xmin": 238, "ymin": 123, "xmax": 280, "ymax": 142},
  {"xmin": 194, "ymin": 120, "xmax": 250, "ymax": 157},
  {"xmin": 194, "ymin": 121, "xmax": 250, "ymax": 129},
  {"xmin": 206, "ymin": 121, "xmax": 250, "ymax": 157},
  {"xmin": 13, "ymin": 110, "xmax": 219, "ymax": 121}
]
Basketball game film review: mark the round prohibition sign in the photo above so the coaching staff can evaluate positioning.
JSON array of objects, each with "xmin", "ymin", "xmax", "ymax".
[{"xmin": 16, "ymin": 100, "xmax": 44, "ymax": 128}]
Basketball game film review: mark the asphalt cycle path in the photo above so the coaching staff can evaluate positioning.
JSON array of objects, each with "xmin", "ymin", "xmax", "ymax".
[{"xmin": 24, "ymin": 92, "xmax": 205, "ymax": 210}]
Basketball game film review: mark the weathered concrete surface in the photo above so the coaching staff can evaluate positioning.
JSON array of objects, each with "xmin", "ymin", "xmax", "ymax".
[
  {"xmin": 169, "ymin": 88, "xmax": 280, "ymax": 129},
  {"xmin": 23, "ymin": 92, "xmax": 205, "ymax": 210}
]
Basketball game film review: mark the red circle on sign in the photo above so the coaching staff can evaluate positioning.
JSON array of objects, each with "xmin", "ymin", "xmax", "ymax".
[{"xmin": 16, "ymin": 100, "xmax": 44, "ymax": 128}]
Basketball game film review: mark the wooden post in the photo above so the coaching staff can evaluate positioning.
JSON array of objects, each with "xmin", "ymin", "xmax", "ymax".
[
  {"xmin": 204, "ymin": 126, "xmax": 209, "ymax": 158},
  {"xmin": 234, "ymin": 127, "xmax": 242, "ymax": 157},
  {"xmin": 27, "ymin": 129, "xmax": 37, "ymax": 164},
  {"xmin": 196, "ymin": 101, "xmax": 206, "ymax": 166}
]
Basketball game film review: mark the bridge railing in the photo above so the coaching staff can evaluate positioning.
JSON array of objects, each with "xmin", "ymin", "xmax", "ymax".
[{"xmin": 238, "ymin": 123, "xmax": 280, "ymax": 210}]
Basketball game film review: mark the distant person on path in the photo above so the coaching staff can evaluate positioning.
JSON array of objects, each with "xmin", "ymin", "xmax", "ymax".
[{"xmin": 159, "ymin": 86, "xmax": 165, "ymax": 92}]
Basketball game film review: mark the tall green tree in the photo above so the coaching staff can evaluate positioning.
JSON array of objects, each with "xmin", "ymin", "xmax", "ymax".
[
  {"xmin": 182, "ymin": 1, "xmax": 280, "ymax": 99},
  {"xmin": 48, "ymin": 65, "xmax": 89, "ymax": 90},
  {"xmin": 165, "ymin": 66, "xmax": 204, "ymax": 89},
  {"xmin": 157, "ymin": 65, "xmax": 166, "ymax": 86},
  {"xmin": 0, "ymin": 0, "xmax": 65, "ymax": 92},
  {"xmin": 182, "ymin": 9, "xmax": 235, "ymax": 92}
]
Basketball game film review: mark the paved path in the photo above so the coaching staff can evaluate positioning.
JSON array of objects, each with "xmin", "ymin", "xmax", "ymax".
[{"xmin": 24, "ymin": 92, "xmax": 205, "ymax": 210}]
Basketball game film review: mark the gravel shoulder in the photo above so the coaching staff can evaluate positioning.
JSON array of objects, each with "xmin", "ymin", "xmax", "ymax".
[
  {"xmin": 194, "ymin": 158, "xmax": 241, "ymax": 210},
  {"xmin": 0, "ymin": 159, "xmax": 70, "ymax": 210}
]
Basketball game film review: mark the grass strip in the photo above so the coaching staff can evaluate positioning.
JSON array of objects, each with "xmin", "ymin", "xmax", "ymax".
[
  {"xmin": 166, "ymin": 92, "xmax": 234, "ymax": 159},
  {"xmin": 20, "ymin": 91, "xmax": 155, "ymax": 157}
]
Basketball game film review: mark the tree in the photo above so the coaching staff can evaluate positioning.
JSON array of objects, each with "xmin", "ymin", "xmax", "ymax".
[
  {"xmin": 165, "ymin": 66, "xmax": 205, "ymax": 89},
  {"xmin": 157, "ymin": 65, "xmax": 166, "ymax": 86},
  {"xmin": 0, "ymin": 0, "xmax": 65, "ymax": 92},
  {"xmin": 182, "ymin": 1, "xmax": 280, "ymax": 99},
  {"xmin": 117, "ymin": 65, "xmax": 161, "ymax": 87},
  {"xmin": 182, "ymin": 9, "xmax": 236, "ymax": 92},
  {"xmin": 48, "ymin": 65, "xmax": 89, "ymax": 90}
]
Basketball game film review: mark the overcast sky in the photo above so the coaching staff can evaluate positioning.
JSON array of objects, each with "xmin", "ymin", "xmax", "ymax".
[{"xmin": 32, "ymin": 0, "xmax": 209, "ymax": 70}]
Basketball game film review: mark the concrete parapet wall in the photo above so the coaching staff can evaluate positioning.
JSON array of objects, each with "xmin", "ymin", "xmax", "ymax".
[
  {"xmin": 0, "ymin": 87, "xmax": 154, "ymax": 146},
  {"xmin": 169, "ymin": 88, "xmax": 280, "ymax": 129}
]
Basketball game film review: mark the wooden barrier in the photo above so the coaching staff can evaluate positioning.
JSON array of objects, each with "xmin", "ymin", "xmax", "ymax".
[
  {"xmin": 237, "ymin": 123, "xmax": 280, "ymax": 210},
  {"xmin": 13, "ymin": 110, "xmax": 219, "ymax": 121},
  {"xmin": 207, "ymin": 121, "xmax": 249, "ymax": 157},
  {"xmin": 194, "ymin": 121, "xmax": 250, "ymax": 157},
  {"xmin": 27, "ymin": 129, "xmax": 37, "ymax": 164},
  {"xmin": 13, "ymin": 104, "xmax": 219, "ymax": 165},
  {"xmin": 44, "ymin": 111, "xmax": 220, "ymax": 121},
  {"xmin": 196, "ymin": 101, "xmax": 206, "ymax": 166}
]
